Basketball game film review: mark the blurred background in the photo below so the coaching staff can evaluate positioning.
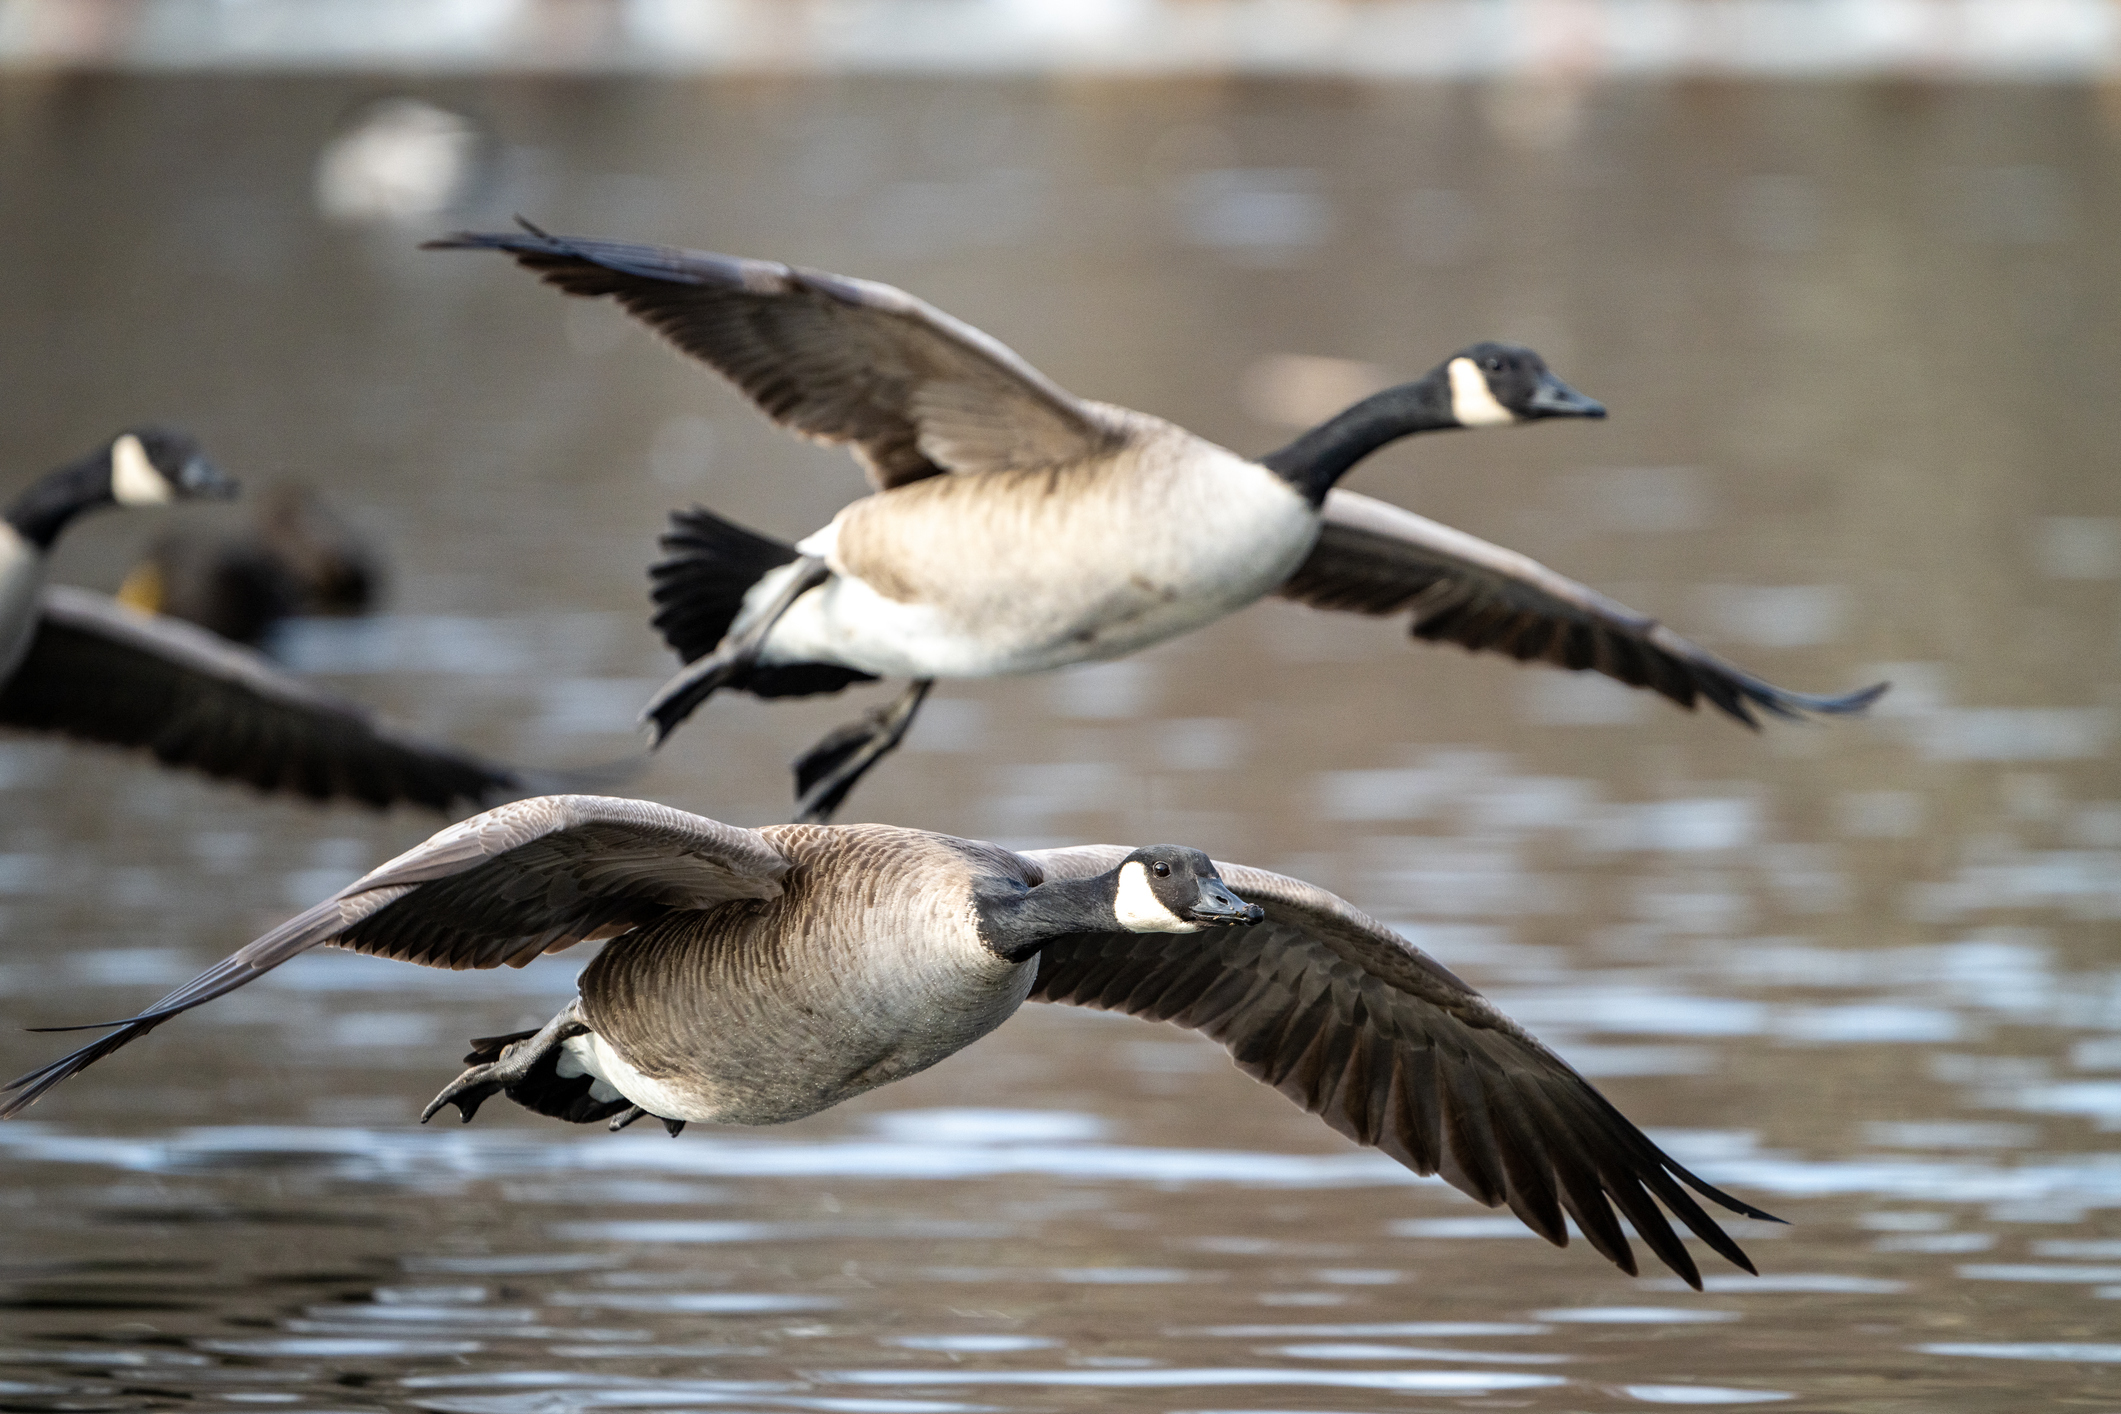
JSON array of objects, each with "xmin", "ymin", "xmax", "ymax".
[{"xmin": 2, "ymin": 2, "xmax": 2119, "ymax": 1410}]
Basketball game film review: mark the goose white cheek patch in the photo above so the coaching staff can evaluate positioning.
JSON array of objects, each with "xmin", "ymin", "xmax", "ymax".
[
  {"xmin": 1114, "ymin": 861, "xmax": 1201, "ymax": 933},
  {"xmin": 1447, "ymin": 358, "xmax": 1518, "ymax": 428},
  {"xmin": 110, "ymin": 434, "xmax": 172, "ymax": 506}
]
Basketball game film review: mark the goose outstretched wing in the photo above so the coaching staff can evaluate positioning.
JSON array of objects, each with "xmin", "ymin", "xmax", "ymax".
[
  {"xmin": 429, "ymin": 225, "xmax": 1122, "ymax": 490},
  {"xmin": 1020, "ymin": 844, "xmax": 1776, "ymax": 1288},
  {"xmin": 1280, "ymin": 489, "xmax": 1887, "ymax": 727},
  {"xmin": 0, "ymin": 795, "xmax": 789, "ymax": 1117},
  {"xmin": 0, "ymin": 587, "xmax": 547, "ymax": 812}
]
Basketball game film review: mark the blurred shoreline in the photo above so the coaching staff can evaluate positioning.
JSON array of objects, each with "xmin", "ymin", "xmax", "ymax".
[{"xmin": 3, "ymin": 0, "xmax": 2115, "ymax": 81}]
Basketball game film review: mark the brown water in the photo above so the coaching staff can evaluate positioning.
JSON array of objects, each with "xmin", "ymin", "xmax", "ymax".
[{"xmin": 3, "ymin": 74, "xmax": 2120, "ymax": 1411}]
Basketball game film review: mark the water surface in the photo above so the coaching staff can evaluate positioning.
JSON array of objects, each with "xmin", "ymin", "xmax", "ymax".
[{"xmin": 2, "ymin": 74, "xmax": 2118, "ymax": 1412}]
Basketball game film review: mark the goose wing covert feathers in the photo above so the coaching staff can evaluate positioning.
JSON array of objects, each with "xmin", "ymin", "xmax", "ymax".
[
  {"xmin": 1281, "ymin": 489, "xmax": 1888, "ymax": 726},
  {"xmin": 0, "ymin": 587, "xmax": 543, "ymax": 812},
  {"xmin": 429, "ymin": 226, "xmax": 1123, "ymax": 490},
  {"xmin": 0, "ymin": 795, "xmax": 791, "ymax": 1117},
  {"xmin": 1021, "ymin": 843, "xmax": 1777, "ymax": 1288}
]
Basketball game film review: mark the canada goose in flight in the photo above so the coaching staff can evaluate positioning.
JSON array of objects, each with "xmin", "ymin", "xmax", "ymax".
[
  {"xmin": 117, "ymin": 482, "xmax": 382, "ymax": 646},
  {"xmin": 4, "ymin": 793, "xmax": 1777, "ymax": 1289},
  {"xmin": 1, "ymin": 432, "xmax": 566, "ymax": 812},
  {"xmin": 434, "ymin": 227, "xmax": 1884, "ymax": 820}
]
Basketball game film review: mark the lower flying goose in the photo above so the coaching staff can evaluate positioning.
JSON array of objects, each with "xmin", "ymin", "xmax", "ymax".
[
  {"xmin": 6, "ymin": 793, "xmax": 1775, "ymax": 1289},
  {"xmin": 435, "ymin": 227, "xmax": 1883, "ymax": 820},
  {"xmin": 2, "ymin": 432, "xmax": 569, "ymax": 813}
]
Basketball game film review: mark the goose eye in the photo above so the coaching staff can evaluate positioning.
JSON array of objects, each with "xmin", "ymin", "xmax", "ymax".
[
  {"xmin": 1153, "ymin": 862, "xmax": 1171, "ymax": 878},
  {"xmin": 1484, "ymin": 357, "xmax": 1504, "ymax": 372}
]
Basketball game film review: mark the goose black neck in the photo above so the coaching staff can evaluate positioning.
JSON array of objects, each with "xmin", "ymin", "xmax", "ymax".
[
  {"xmin": 972, "ymin": 872, "xmax": 1119, "ymax": 963},
  {"xmin": 5, "ymin": 449, "xmax": 112, "ymax": 550},
  {"xmin": 1260, "ymin": 375, "xmax": 1454, "ymax": 506}
]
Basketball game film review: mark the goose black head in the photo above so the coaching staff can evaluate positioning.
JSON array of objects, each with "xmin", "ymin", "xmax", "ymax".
[
  {"xmin": 1443, "ymin": 342, "xmax": 1606, "ymax": 427},
  {"xmin": 1260, "ymin": 343, "xmax": 1605, "ymax": 504},
  {"xmin": 6, "ymin": 428, "xmax": 239, "ymax": 551},
  {"xmin": 110, "ymin": 427, "xmax": 238, "ymax": 507},
  {"xmin": 1113, "ymin": 845, "xmax": 1263, "ymax": 933}
]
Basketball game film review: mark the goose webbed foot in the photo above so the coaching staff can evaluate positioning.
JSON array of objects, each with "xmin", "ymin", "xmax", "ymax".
[
  {"xmin": 420, "ymin": 1010, "xmax": 587, "ymax": 1125},
  {"xmin": 792, "ymin": 679, "xmax": 933, "ymax": 824},
  {"xmin": 608, "ymin": 1105, "xmax": 687, "ymax": 1137}
]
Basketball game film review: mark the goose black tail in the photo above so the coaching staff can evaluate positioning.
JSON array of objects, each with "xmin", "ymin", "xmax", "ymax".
[
  {"xmin": 651, "ymin": 507, "xmax": 801, "ymax": 665},
  {"xmin": 646, "ymin": 506, "xmax": 875, "ymax": 701}
]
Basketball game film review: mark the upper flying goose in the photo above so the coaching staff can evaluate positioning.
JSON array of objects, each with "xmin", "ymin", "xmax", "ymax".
[
  {"xmin": 2, "ymin": 433, "xmax": 565, "ymax": 813},
  {"xmin": 4, "ymin": 793, "xmax": 1776, "ymax": 1289},
  {"xmin": 434, "ymin": 227, "xmax": 1884, "ymax": 821},
  {"xmin": 117, "ymin": 482, "xmax": 382, "ymax": 646}
]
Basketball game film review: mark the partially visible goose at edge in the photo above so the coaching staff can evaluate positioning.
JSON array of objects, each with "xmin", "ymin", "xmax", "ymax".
[
  {"xmin": 1, "ymin": 431, "xmax": 573, "ymax": 813},
  {"xmin": 434, "ymin": 226, "xmax": 1888, "ymax": 821},
  {"xmin": 5, "ymin": 793, "xmax": 1778, "ymax": 1290},
  {"xmin": 117, "ymin": 481, "xmax": 382, "ymax": 646}
]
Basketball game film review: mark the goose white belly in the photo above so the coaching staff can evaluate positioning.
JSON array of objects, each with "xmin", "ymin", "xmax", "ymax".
[
  {"xmin": 757, "ymin": 448, "xmax": 1318, "ymax": 679},
  {"xmin": 0, "ymin": 524, "xmax": 46, "ymax": 683}
]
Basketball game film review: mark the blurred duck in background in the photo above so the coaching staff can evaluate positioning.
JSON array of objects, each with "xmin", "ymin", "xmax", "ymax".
[
  {"xmin": 1, "ymin": 431, "xmax": 570, "ymax": 814},
  {"xmin": 438, "ymin": 227, "xmax": 1887, "ymax": 822},
  {"xmin": 5, "ymin": 792, "xmax": 1776, "ymax": 1291},
  {"xmin": 117, "ymin": 482, "xmax": 383, "ymax": 647}
]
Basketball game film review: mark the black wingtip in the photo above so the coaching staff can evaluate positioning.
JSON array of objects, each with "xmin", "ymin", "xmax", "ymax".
[
  {"xmin": 1726, "ymin": 676, "xmax": 1891, "ymax": 729},
  {"xmin": 420, "ymin": 218, "xmax": 557, "ymax": 254},
  {"xmin": 1671, "ymin": 1164, "xmax": 1786, "ymax": 1227},
  {"xmin": 1813, "ymin": 679, "xmax": 1892, "ymax": 715}
]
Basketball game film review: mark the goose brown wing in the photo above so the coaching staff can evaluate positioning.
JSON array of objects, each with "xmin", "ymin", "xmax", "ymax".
[
  {"xmin": 1280, "ymin": 489, "xmax": 1887, "ymax": 727},
  {"xmin": 1020, "ymin": 844, "xmax": 1775, "ymax": 1288},
  {"xmin": 0, "ymin": 795, "xmax": 789, "ymax": 1117},
  {"xmin": 428, "ymin": 226, "xmax": 1123, "ymax": 490},
  {"xmin": 0, "ymin": 587, "xmax": 533, "ymax": 812}
]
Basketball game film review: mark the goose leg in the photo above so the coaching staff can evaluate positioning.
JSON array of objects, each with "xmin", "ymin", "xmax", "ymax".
[
  {"xmin": 641, "ymin": 556, "xmax": 831, "ymax": 745},
  {"xmin": 420, "ymin": 1005, "xmax": 587, "ymax": 1125},
  {"xmin": 792, "ymin": 679, "xmax": 934, "ymax": 824}
]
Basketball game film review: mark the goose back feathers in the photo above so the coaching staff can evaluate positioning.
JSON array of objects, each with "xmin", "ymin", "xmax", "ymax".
[{"xmin": 6, "ymin": 794, "xmax": 1772, "ymax": 1289}]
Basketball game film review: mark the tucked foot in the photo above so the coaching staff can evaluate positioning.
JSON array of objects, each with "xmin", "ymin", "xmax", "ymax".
[
  {"xmin": 793, "ymin": 679, "xmax": 933, "ymax": 824},
  {"xmin": 608, "ymin": 1105, "xmax": 687, "ymax": 1137},
  {"xmin": 420, "ymin": 1009, "xmax": 588, "ymax": 1125}
]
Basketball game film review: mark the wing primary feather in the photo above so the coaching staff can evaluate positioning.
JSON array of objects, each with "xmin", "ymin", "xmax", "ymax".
[
  {"xmin": 1485, "ymin": 1077, "xmax": 1569, "ymax": 1246},
  {"xmin": 1437, "ymin": 1051, "xmax": 1510, "ymax": 1207},
  {"xmin": 1285, "ymin": 491, "xmax": 1889, "ymax": 729}
]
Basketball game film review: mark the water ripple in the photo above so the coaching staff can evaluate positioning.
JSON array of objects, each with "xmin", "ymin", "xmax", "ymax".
[{"xmin": 814, "ymin": 1368, "xmax": 1567, "ymax": 1391}]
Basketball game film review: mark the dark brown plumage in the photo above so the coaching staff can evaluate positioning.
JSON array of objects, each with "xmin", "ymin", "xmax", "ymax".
[
  {"xmin": 0, "ymin": 586, "xmax": 542, "ymax": 811},
  {"xmin": 1279, "ymin": 490, "xmax": 1887, "ymax": 726},
  {"xmin": 429, "ymin": 222, "xmax": 1116, "ymax": 491},
  {"xmin": 6, "ymin": 796, "xmax": 1773, "ymax": 1289}
]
